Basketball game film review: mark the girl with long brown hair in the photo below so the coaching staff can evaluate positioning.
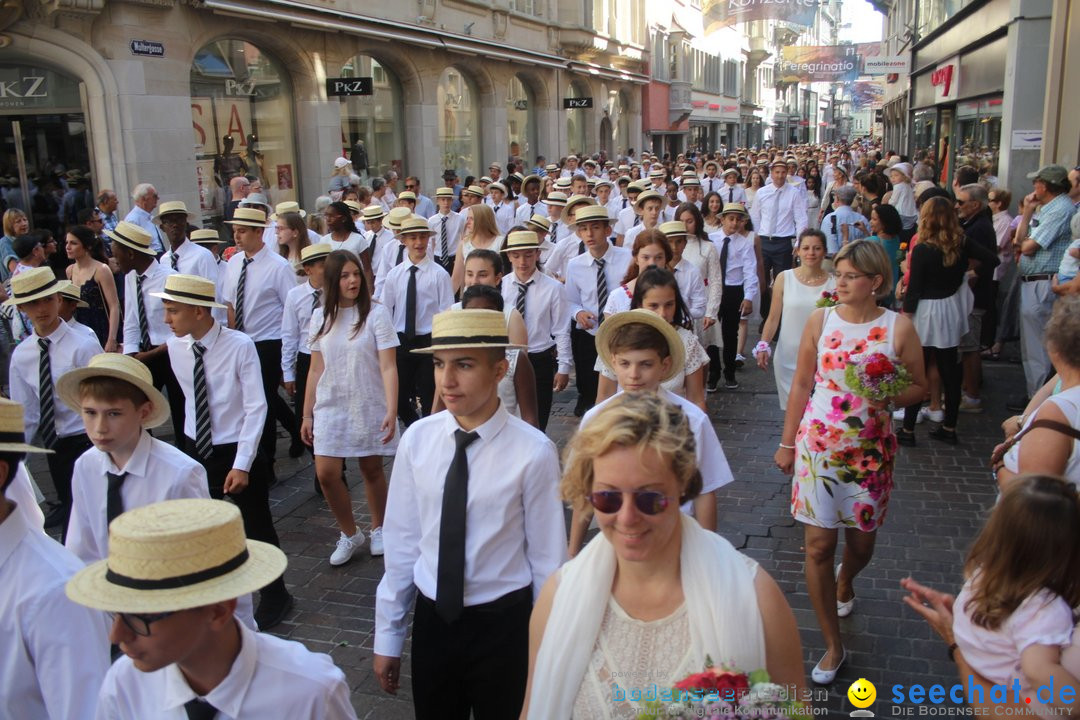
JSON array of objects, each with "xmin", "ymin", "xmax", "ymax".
[
  {"xmin": 899, "ymin": 196, "xmax": 998, "ymax": 446},
  {"xmin": 275, "ymin": 212, "xmax": 311, "ymax": 278},
  {"xmin": 599, "ymin": 228, "xmax": 673, "ymax": 316},
  {"xmin": 451, "ymin": 202, "xmax": 503, "ymax": 293},
  {"xmin": 301, "ymin": 250, "xmax": 399, "ymax": 565}
]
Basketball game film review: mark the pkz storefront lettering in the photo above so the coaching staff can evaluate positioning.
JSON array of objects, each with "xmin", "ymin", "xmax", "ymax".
[
  {"xmin": 0, "ymin": 76, "xmax": 46, "ymax": 99},
  {"xmin": 325, "ymin": 78, "xmax": 374, "ymax": 97}
]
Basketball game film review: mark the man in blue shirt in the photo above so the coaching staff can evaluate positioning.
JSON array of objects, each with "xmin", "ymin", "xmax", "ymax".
[{"xmin": 820, "ymin": 185, "xmax": 866, "ymax": 261}]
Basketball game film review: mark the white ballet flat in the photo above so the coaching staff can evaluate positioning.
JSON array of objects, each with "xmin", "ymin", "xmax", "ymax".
[
  {"xmin": 811, "ymin": 648, "xmax": 847, "ymax": 685},
  {"xmin": 836, "ymin": 563, "xmax": 855, "ymax": 618}
]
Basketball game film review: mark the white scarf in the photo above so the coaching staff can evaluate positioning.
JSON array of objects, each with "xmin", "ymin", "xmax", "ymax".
[{"xmin": 527, "ymin": 515, "xmax": 766, "ymax": 719}]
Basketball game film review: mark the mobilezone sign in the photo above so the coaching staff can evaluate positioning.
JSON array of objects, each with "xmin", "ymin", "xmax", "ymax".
[{"xmin": 863, "ymin": 56, "xmax": 912, "ymax": 75}]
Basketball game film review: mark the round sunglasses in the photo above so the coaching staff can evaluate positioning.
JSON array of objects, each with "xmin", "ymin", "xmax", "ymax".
[{"xmin": 588, "ymin": 490, "xmax": 671, "ymax": 515}]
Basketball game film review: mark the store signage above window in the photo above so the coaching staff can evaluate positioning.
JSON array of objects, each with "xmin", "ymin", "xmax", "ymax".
[
  {"xmin": 930, "ymin": 60, "xmax": 959, "ymax": 102},
  {"xmin": 863, "ymin": 55, "xmax": 910, "ymax": 75},
  {"xmin": 564, "ymin": 97, "xmax": 593, "ymax": 109},
  {"xmin": 130, "ymin": 40, "xmax": 165, "ymax": 58},
  {"xmin": 326, "ymin": 77, "xmax": 374, "ymax": 97},
  {"xmin": 0, "ymin": 66, "xmax": 81, "ymax": 110}
]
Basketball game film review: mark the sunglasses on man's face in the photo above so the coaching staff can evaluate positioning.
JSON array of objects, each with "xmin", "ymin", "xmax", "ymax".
[{"xmin": 588, "ymin": 490, "xmax": 671, "ymax": 515}]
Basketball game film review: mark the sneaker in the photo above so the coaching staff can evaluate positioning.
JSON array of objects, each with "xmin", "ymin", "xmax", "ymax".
[
  {"xmin": 370, "ymin": 527, "xmax": 384, "ymax": 557},
  {"xmin": 922, "ymin": 407, "xmax": 944, "ymax": 423},
  {"xmin": 959, "ymin": 396, "xmax": 983, "ymax": 414},
  {"xmin": 724, "ymin": 378, "xmax": 739, "ymax": 389},
  {"xmin": 735, "ymin": 354, "xmax": 746, "ymax": 369},
  {"xmin": 707, "ymin": 376, "xmax": 721, "ymax": 393},
  {"xmin": 892, "ymin": 408, "xmax": 924, "ymax": 423},
  {"xmin": 329, "ymin": 530, "xmax": 365, "ymax": 566}
]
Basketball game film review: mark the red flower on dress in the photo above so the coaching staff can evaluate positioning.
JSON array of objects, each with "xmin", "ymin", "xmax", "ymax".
[
  {"xmin": 868, "ymin": 326, "xmax": 887, "ymax": 342},
  {"xmin": 851, "ymin": 339, "xmax": 868, "ymax": 355},
  {"xmin": 824, "ymin": 330, "xmax": 844, "ymax": 350},
  {"xmin": 854, "ymin": 502, "xmax": 876, "ymax": 531}
]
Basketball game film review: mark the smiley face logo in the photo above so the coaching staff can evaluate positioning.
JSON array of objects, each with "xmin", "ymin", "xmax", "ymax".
[{"xmin": 848, "ymin": 678, "xmax": 877, "ymax": 709}]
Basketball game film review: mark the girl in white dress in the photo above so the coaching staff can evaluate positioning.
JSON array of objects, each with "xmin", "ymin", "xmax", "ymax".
[
  {"xmin": 301, "ymin": 249, "xmax": 399, "ymax": 566},
  {"xmin": 755, "ymin": 229, "xmax": 836, "ymax": 409}
]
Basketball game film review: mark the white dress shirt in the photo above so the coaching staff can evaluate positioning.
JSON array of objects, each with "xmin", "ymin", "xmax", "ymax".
[
  {"xmin": 749, "ymin": 182, "xmax": 808, "ymax": 239},
  {"xmin": 123, "ymin": 206, "xmax": 165, "ymax": 254},
  {"xmin": 622, "ymin": 222, "xmax": 653, "ymax": 249},
  {"xmin": 374, "ymin": 404, "xmax": 567, "ymax": 658},
  {"xmin": 366, "ymin": 226, "xmax": 395, "ymax": 262},
  {"xmin": 68, "ymin": 318, "xmax": 99, "ymax": 343},
  {"xmin": 700, "ymin": 176, "xmax": 723, "ymax": 196},
  {"xmin": 319, "ymin": 232, "xmax": 369, "ymax": 258},
  {"xmin": 708, "ymin": 230, "xmax": 760, "ymax": 302},
  {"xmin": 376, "ymin": 255, "xmax": 454, "ymax": 335},
  {"xmin": 427, "ymin": 211, "xmax": 466, "ymax": 262},
  {"xmin": 673, "ymin": 258, "xmax": 707, "ymax": 319},
  {"xmin": 8, "ymin": 464, "xmax": 45, "ymax": 529},
  {"xmin": 95, "ymin": 619, "xmax": 356, "ymax": 720},
  {"xmin": 166, "ymin": 322, "xmax": 267, "ymax": 472},
  {"xmin": 681, "ymin": 237, "xmax": 723, "ymax": 321},
  {"xmin": 372, "ymin": 240, "xmax": 410, "ymax": 293},
  {"xmin": 281, "ymin": 280, "xmax": 322, "ymax": 382},
  {"xmin": 66, "ymin": 432, "xmax": 208, "ymax": 565},
  {"xmin": 515, "ymin": 200, "xmax": 548, "ymax": 223},
  {"xmin": 564, "ymin": 244, "xmax": 633, "ymax": 335},
  {"xmin": 164, "ymin": 240, "xmax": 218, "ymax": 281},
  {"xmin": 718, "ymin": 183, "xmax": 748, "ymax": 206},
  {"xmin": 501, "ymin": 270, "xmax": 574, "ymax": 374},
  {"xmin": 581, "ymin": 388, "xmax": 734, "ymax": 512},
  {"xmin": 613, "ymin": 206, "xmax": 641, "ymax": 236},
  {"xmin": 222, "ymin": 243, "xmax": 296, "ymax": 342},
  {"xmin": 122, "ymin": 259, "xmax": 175, "ymax": 354},
  {"xmin": 543, "ymin": 232, "xmax": 584, "ymax": 282},
  {"xmin": 10, "ymin": 319, "xmax": 102, "ymax": 442},
  {"xmin": 489, "ymin": 202, "xmax": 517, "ymax": 236},
  {"xmin": 0, "ymin": 505, "xmax": 109, "ymax": 720}
]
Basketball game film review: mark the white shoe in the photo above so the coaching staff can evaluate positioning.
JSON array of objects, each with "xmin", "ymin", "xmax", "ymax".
[
  {"xmin": 329, "ymin": 530, "xmax": 365, "ymax": 566},
  {"xmin": 811, "ymin": 648, "xmax": 846, "ymax": 684},
  {"xmin": 922, "ymin": 407, "xmax": 944, "ymax": 423},
  {"xmin": 369, "ymin": 527, "xmax": 384, "ymax": 557},
  {"xmin": 836, "ymin": 563, "xmax": 855, "ymax": 618}
]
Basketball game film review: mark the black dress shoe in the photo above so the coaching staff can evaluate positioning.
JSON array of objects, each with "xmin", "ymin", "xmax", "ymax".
[
  {"xmin": 896, "ymin": 430, "xmax": 917, "ymax": 447},
  {"xmin": 928, "ymin": 426, "xmax": 959, "ymax": 445},
  {"xmin": 255, "ymin": 591, "xmax": 294, "ymax": 630}
]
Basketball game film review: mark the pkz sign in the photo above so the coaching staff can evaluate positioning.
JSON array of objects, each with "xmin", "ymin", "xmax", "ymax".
[
  {"xmin": 563, "ymin": 97, "xmax": 593, "ymax": 109},
  {"xmin": 130, "ymin": 40, "xmax": 165, "ymax": 57},
  {"xmin": 326, "ymin": 77, "xmax": 374, "ymax": 97}
]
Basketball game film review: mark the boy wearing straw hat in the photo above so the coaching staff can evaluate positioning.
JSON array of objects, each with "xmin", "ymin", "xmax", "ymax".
[
  {"xmin": 6, "ymin": 266, "xmax": 101, "ymax": 534},
  {"xmin": 158, "ymin": 201, "xmax": 217, "ymax": 280},
  {"xmin": 282, "ymin": 244, "xmax": 330, "ymax": 444},
  {"xmin": 360, "ymin": 204, "xmax": 393, "ymax": 260},
  {"xmin": 563, "ymin": 204, "xmax": 632, "ymax": 416},
  {"xmin": 486, "ymin": 182, "xmax": 516, "ymax": 235},
  {"xmin": 57, "ymin": 279, "xmax": 98, "ymax": 341},
  {"xmin": 371, "ymin": 206, "xmax": 415, "ymax": 283},
  {"xmin": 500, "ymin": 230, "xmax": 572, "ymax": 431},
  {"xmin": 429, "ymin": 187, "xmax": 465, "ymax": 274},
  {"xmin": 544, "ymin": 194, "xmax": 597, "ymax": 282},
  {"xmin": 514, "ymin": 174, "xmax": 547, "ymax": 224},
  {"xmin": 0, "ymin": 397, "xmax": 110, "ymax": 720},
  {"xmin": 374, "ymin": 309, "xmax": 566, "ymax": 719},
  {"xmin": 155, "ymin": 273, "xmax": 293, "ymax": 629},
  {"xmin": 376, "ymin": 216, "xmax": 454, "ymax": 427},
  {"xmin": 709, "ymin": 203, "xmax": 759, "ymax": 391},
  {"xmin": 66, "ymin": 498, "xmax": 356, "ymax": 719},
  {"xmin": 222, "ymin": 206, "xmax": 302, "ymax": 475}
]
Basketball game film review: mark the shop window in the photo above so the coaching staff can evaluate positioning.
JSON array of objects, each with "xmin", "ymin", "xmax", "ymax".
[
  {"xmin": 954, "ymin": 98, "xmax": 1002, "ymax": 185},
  {"xmin": 190, "ymin": 38, "xmax": 297, "ymax": 225},
  {"xmin": 338, "ymin": 54, "xmax": 404, "ymax": 181},
  {"xmin": 438, "ymin": 68, "xmax": 479, "ymax": 178},
  {"xmin": 566, "ymin": 81, "xmax": 588, "ymax": 156},
  {"xmin": 507, "ymin": 76, "xmax": 536, "ymax": 164}
]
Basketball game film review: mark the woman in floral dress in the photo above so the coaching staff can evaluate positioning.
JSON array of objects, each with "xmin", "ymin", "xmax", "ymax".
[{"xmin": 775, "ymin": 240, "xmax": 926, "ymax": 684}]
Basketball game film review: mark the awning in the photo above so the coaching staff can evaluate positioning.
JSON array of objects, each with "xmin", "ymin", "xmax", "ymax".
[
  {"xmin": 566, "ymin": 60, "xmax": 649, "ymax": 85},
  {"xmin": 201, "ymin": 0, "xmax": 591, "ymax": 73}
]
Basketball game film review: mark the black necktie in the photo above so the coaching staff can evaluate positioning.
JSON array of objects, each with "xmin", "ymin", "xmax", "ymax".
[
  {"xmin": 436, "ymin": 429, "xmax": 480, "ymax": 624},
  {"xmin": 38, "ymin": 338, "xmax": 57, "ymax": 448},
  {"xmin": 622, "ymin": 197, "xmax": 628, "ymax": 209},
  {"xmin": 395, "ymin": 243, "xmax": 406, "ymax": 266},
  {"xmin": 234, "ymin": 257, "xmax": 252, "ymax": 333},
  {"xmin": 135, "ymin": 273, "xmax": 151, "ymax": 351},
  {"xmin": 192, "ymin": 342, "xmax": 213, "ymax": 460},
  {"xmin": 549, "ymin": 222, "xmax": 558, "ymax": 245},
  {"xmin": 720, "ymin": 236, "xmax": 731, "ymax": 281},
  {"xmin": 106, "ymin": 472, "xmax": 126, "ymax": 525},
  {"xmin": 312, "ymin": 288, "xmax": 321, "ymax": 312},
  {"xmin": 516, "ymin": 280, "xmax": 531, "ymax": 320},
  {"xmin": 440, "ymin": 216, "xmax": 449, "ymax": 261},
  {"xmin": 728, "ymin": 188, "xmax": 734, "ymax": 203},
  {"xmin": 184, "ymin": 698, "xmax": 219, "ymax": 720},
  {"xmin": 633, "ymin": 214, "xmax": 641, "ymax": 227},
  {"xmin": 595, "ymin": 257, "xmax": 608, "ymax": 323},
  {"xmin": 171, "ymin": 251, "xmax": 179, "ymax": 271},
  {"xmin": 404, "ymin": 265, "xmax": 418, "ymax": 341}
]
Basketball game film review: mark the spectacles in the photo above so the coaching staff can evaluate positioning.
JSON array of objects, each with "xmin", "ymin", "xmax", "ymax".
[
  {"xmin": 588, "ymin": 490, "xmax": 671, "ymax": 515},
  {"xmin": 110, "ymin": 610, "xmax": 176, "ymax": 636},
  {"xmin": 831, "ymin": 271, "xmax": 871, "ymax": 282}
]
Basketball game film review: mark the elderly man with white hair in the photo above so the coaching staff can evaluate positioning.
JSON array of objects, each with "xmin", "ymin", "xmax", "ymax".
[{"xmin": 123, "ymin": 183, "xmax": 165, "ymax": 254}]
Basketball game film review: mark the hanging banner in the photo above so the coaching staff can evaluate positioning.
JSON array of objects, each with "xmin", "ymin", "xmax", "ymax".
[
  {"xmin": 703, "ymin": 0, "xmax": 819, "ymax": 34},
  {"xmin": 850, "ymin": 81, "xmax": 885, "ymax": 110},
  {"xmin": 777, "ymin": 42, "xmax": 881, "ymax": 83}
]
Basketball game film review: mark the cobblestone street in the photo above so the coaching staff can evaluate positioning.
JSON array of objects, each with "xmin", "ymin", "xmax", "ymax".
[{"xmin": 30, "ymin": 347, "xmax": 1024, "ymax": 719}]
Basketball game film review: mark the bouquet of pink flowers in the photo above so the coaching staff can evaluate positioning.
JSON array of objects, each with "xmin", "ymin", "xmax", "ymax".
[
  {"xmin": 815, "ymin": 290, "xmax": 840, "ymax": 308},
  {"xmin": 637, "ymin": 657, "xmax": 803, "ymax": 719},
  {"xmin": 844, "ymin": 351, "xmax": 911, "ymax": 403}
]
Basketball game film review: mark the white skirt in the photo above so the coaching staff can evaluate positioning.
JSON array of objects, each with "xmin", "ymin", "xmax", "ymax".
[{"xmin": 913, "ymin": 284, "xmax": 973, "ymax": 349}]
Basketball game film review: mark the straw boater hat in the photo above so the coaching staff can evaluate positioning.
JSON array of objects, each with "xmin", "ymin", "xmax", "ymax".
[
  {"xmin": 106, "ymin": 221, "xmax": 156, "ymax": 256},
  {"xmin": 190, "ymin": 229, "xmax": 220, "ymax": 245},
  {"xmin": 149, "ymin": 273, "xmax": 226, "ymax": 309},
  {"xmin": 648, "ymin": 168, "xmax": 666, "ymax": 179},
  {"xmin": 769, "ymin": 160, "xmax": 788, "ymax": 170},
  {"xmin": 564, "ymin": 194, "xmax": 597, "ymax": 216},
  {"xmin": 385, "ymin": 207, "xmax": 412, "ymax": 232},
  {"xmin": 522, "ymin": 174, "xmax": 541, "ymax": 187},
  {"xmin": 682, "ymin": 177, "xmax": 701, "ymax": 188},
  {"xmin": 545, "ymin": 164, "xmax": 559, "ymax": 174},
  {"xmin": 573, "ymin": 204, "xmax": 612, "ymax": 226},
  {"xmin": 412, "ymin": 309, "xmax": 525, "ymax": 354},
  {"xmin": 269, "ymin": 201, "xmax": 306, "ymax": 220},
  {"xmin": 223, "ymin": 207, "xmax": 268, "ymax": 228},
  {"xmin": 300, "ymin": 243, "xmax": 331, "ymax": 264},
  {"xmin": 434, "ymin": 187, "xmax": 454, "ymax": 198},
  {"xmin": 501, "ymin": 230, "xmax": 545, "ymax": 253},
  {"xmin": 343, "ymin": 200, "xmax": 363, "ymax": 215},
  {"xmin": 154, "ymin": 201, "xmax": 195, "ymax": 224},
  {"xmin": 659, "ymin": 220, "xmax": 688, "ymax": 238},
  {"xmin": 888, "ymin": 162, "xmax": 912, "ymax": 180},
  {"xmin": 595, "ymin": 309, "xmax": 685, "ymax": 383},
  {"xmin": 488, "ymin": 182, "xmax": 507, "ymax": 195},
  {"xmin": 722, "ymin": 168, "xmax": 740, "ymax": 178},
  {"xmin": 65, "ymin": 498, "xmax": 287, "ymax": 614},
  {"xmin": 57, "ymin": 353, "xmax": 171, "ymax": 429},
  {"xmin": 0, "ymin": 398, "xmax": 52, "ymax": 454},
  {"xmin": 525, "ymin": 214, "xmax": 551, "ymax": 233},
  {"xmin": 57, "ymin": 280, "xmax": 89, "ymax": 308},
  {"xmin": 361, "ymin": 205, "xmax": 386, "ymax": 222},
  {"xmin": 635, "ymin": 190, "xmax": 663, "ymax": 208},
  {"xmin": 463, "ymin": 185, "xmax": 485, "ymax": 198},
  {"xmin": 397, "ymin": 191, "xmax": 417, "ymax": 203},
  {"xmin": 554, "ymin": 177, "xmax": 572, "ymax": 190},
  {"xmin": 479, "ymin": 176, "xmax": 493, "ymax": 185},
  {"xmin": 720, "ymin": 202, "xmax": 749, "ymax": 217},
  {"xmin": 545, "ymin": 191, "xmax": 568, "ymax": 207},
  {"xmin": 3, "ymin": 266, "xmax": 62, "ymax": 307},
  {"xmin": 398, "ymin": 216, "xmax": 433, "ymax": 236}
]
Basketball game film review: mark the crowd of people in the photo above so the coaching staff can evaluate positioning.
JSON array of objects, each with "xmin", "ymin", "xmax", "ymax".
[{"xmin": 1, "ymin": 140, "xmax": 1078, "ymax": 719}]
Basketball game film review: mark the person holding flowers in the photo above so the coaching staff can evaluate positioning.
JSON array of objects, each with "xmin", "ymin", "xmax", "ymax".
[{"xmin": 774, "ymin": 239, "xmax": 926, "ymax": 684}]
